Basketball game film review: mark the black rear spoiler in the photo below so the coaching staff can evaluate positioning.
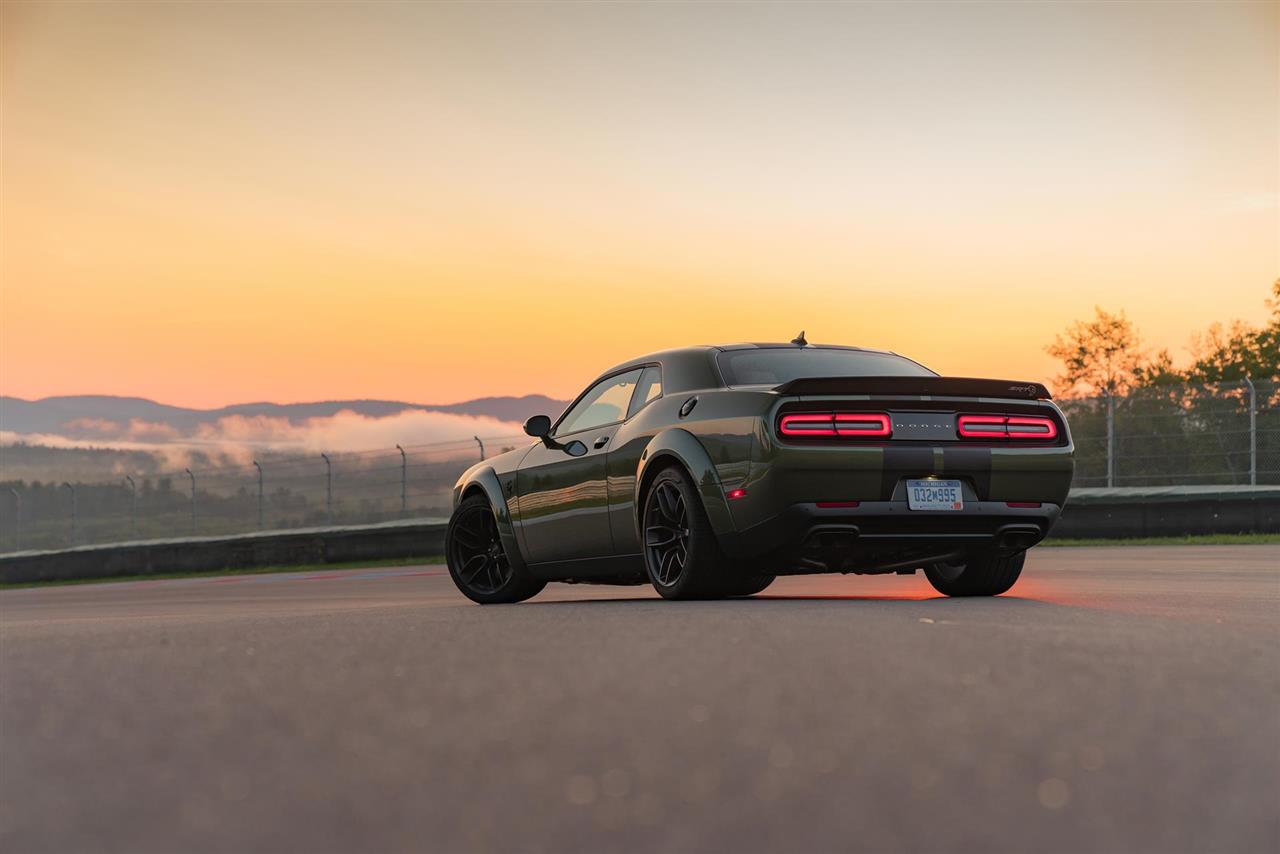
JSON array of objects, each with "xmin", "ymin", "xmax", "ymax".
[{"xmin": 774, "ymin": 376, "xmax": 1052, "ymax": 400}]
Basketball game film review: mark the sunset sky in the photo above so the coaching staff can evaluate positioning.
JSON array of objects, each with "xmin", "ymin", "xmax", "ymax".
[{"xmin": 2, "ymin": 1, "xmax": 1276, "ymax": 408}]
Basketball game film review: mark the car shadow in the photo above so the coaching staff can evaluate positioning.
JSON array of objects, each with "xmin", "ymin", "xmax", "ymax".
[{"xmin": 525, "ymin": 593, "xmax": 1065, "ymax": 609}]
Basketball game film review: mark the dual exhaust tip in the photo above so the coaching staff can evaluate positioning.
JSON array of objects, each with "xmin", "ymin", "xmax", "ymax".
[{"xmin": 993, "ymin": 524, "xmax": 1043, "ymax": 552}]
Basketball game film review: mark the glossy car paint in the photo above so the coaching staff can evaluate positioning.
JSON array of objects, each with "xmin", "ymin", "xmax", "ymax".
[{"xmin": 452, "ymin": 344, "xmax": 1075, "ymax": 583}]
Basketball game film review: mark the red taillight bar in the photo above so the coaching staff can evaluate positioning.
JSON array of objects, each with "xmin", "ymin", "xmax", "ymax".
[
  {"xmin": 957, "ymin": 414, "xmax": 1058, "ymax": 440},
  {"xmin": 779, "ymin": 413, "xmax": 892, "ymax": 438},
  {"xmin": 1006, "ymin": 416, "xmax": 1058, "ymax": 439},
  {"xmin": 955, "ymin": 415, "xmax": 1007, "ymax": 438},
  {"xmin": 835, "ymin": 413, "xmax": 891, "ymax": 437},
  {"xmin": 778, "ymin": 414, "xmax": 837, "ymax": 436}
]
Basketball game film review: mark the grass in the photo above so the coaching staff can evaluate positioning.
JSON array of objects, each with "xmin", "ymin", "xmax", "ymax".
[
  {"xmin": 1042, "ymin": 533, "xmax": 1280, "ymax": 547},
  {"xmin": 0, "ymin": 555, "xmax": 444, "ymax": 589}
]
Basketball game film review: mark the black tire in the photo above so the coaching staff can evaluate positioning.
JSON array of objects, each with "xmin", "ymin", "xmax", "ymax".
[
  {"xmin": 446, "ymin": 494, "xmax": 545, "ymax": 604},
  {"xmin": 725, "ymin": 574, "xmax": 776, "ymax": 597},
  {"xmin": 924, "ymin": 550, "xmax": 1026, "ymax": 597},
  {"xmin": 641, "ymin": 466, "xmax": 733, "ymax": 600}
]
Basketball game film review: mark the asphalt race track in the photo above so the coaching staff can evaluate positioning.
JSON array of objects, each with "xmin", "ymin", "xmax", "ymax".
[{"xmin": 2, "ymin": 546, "xmax": 1277, "ymax": 854}]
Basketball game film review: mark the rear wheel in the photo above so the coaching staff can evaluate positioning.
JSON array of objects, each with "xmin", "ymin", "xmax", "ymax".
[
  {"xmin": 924, "ymin": 551, "xmax": 1025, "ymax": 597},
  {"xmin": 725, "ymin": 574, "xmax": 776, "ymax": 597},
  {"xmin": 446, "ymin": 494, "xmax": 545, "ymax": 604},
  {"xmin": 642, "ymin": 466, "xmax": 732, "ymax": 600}
]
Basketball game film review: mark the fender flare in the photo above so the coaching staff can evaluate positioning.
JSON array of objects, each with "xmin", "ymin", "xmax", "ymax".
[
  {"xmin": 633, "ymin": 428, "xmax": 736, "ymax": 543},
  {"xmin": 454, "ymin": 466, "xmax": 528, "ymax": 573}
]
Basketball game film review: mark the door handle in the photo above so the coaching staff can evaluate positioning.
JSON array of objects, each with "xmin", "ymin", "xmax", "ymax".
[{"xmin": 593, "ymin": 436, "xmax": 610, "ymax": 449}]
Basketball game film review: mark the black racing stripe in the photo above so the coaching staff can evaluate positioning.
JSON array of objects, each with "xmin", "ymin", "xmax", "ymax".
[
  {"xmin": 942, "ymin": 446, "xmax": 993, "ymax": 499},
  {"xmin": 880, "ymin": 446, "xmax": 936, "ymax": 498}
]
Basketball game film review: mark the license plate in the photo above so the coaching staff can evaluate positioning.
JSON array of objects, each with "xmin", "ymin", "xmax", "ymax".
[{"xmin": 906, "ymin": 479, "xmax": 964, "ymax": 511}]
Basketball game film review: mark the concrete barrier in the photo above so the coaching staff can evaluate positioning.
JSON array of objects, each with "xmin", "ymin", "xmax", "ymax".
[
  {"xmin": 0, "ymin": 518, "xmax": 448, "ymax": 584},
  {"xmin": 1053, "ymin": 486, "xmax": 1280, "ymax": 539},
  {"xmin": 4, "ymin": 487, "xmax": 1278, "ymax": 584}
]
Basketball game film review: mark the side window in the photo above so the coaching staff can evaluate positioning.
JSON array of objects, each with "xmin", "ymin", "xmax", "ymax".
[
  {"xmin": 555, "ymin": 369, "xmax": 643, "ymax": 436},
  {"xmin": 628, "ymin": 366, "xmax": 663, "ymax": 418}
]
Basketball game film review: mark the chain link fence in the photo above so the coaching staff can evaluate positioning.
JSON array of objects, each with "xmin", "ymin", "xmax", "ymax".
[
  {"xmin": 2, "ymin": 379, "xmax": 1277, "ymax": 553},
  {"xmin": 1058, "ymin": 379, "xmax": 1280, "ymax": 487},
  {"xmin": 0, "ymin": 434, "xmax": 525, "ymax": 554}
]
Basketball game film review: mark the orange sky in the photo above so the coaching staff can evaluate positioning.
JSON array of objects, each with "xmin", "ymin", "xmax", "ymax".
[{"xmin": 2, "ymin": 1, "xmax": 1276, "ymax": 408}]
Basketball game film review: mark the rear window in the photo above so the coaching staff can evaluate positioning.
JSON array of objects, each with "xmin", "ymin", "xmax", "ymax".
[{"xmin": 716, "ymin": 348, "xmax": 936, "ymax": 386}]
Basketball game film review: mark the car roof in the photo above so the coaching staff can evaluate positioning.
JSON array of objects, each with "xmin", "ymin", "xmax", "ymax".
[
  {"xmin": 608, "ymin": 343, "xmax": 892, "ymax": 366},
  {"xmin": 594, "ymin": 343, "xmax": 902, "ymax": 394},
  {"xmin": 711, "ymin": 342, "xmax": 893, "ymax": 354}
]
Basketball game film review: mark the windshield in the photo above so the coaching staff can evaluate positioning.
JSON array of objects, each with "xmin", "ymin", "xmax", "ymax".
[{"xmin": 716, "ymin": 348, "xmax": 936, "ymax": 386}]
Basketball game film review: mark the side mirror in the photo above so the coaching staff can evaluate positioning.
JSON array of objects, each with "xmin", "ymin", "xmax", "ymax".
[{"xmin": 523, "ymin": 415, "xmax": 552, "ymax": 438}]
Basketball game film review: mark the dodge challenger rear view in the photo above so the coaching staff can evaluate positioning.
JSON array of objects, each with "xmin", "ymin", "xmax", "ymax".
[{"xmin": 445, "ymin": 338, "xmax": 1074, "ymax": 603}]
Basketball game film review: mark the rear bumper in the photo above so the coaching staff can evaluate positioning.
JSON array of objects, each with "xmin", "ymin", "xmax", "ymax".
[{"xmin": 720, "ymin": 501, "xmax": 1062, "ymax": 574}]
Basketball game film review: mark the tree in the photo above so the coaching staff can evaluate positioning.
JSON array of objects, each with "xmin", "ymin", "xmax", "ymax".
[
  {"xmin": 1046, "ymin": 307, "xmax": 1146, "ymax": 397},
  {"xmin": 1181, "ymin": 279, "xmax": 1280, "ymax": 383}
]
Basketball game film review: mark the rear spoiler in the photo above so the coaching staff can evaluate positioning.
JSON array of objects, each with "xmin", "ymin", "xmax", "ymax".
[{"xmin": 774, "ymin": 376, "xmax": 1052, "ymax": 400}]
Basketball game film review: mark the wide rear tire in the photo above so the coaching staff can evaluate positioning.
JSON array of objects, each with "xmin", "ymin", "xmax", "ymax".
[
  {"xmin": 446, "ymin": 494, "xmax": 545, "ymax": 604},
  {"xmin": 725, "ymin": 574, "xmax": 776, "ymax": 597},
  {"xmin": 924, "ymin": 550, "xmax": 1025, "ymax": 597},
  {"xmin": 641, "ymin": 466, "xmax": 734, "ymax": 600}
]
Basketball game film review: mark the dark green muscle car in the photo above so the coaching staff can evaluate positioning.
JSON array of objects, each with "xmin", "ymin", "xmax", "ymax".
[{"xmin": 446, "ymin": 338, "xmax": 1074, "ymax": 603}]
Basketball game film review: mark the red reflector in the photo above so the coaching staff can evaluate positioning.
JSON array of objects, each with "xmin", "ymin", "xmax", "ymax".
[
  {"xmin": 726, "ymin": 488, "xmax": 747, "ymax": 500},
  {"xmin": 957, "ymin": 414, "xmax": 1057, "ymax": 440},
  {"xmin": 816, "ymin": 501, "xmax": 861, "ymax": 508},
  {"xmin": 1006, "ymin": 501, "xmax": 1042, "ymax": 508}
]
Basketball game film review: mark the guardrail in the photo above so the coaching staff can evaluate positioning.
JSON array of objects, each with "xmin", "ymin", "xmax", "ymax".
[
  {"xmin": 0, "ymin": 518, "xmax": 448, "ymax": 585},
  {"xmin": 1052, "ymin": 486, "xmax": 1280, "ymax": 539},
  {"xmin": 4, "ymin": 487, "xmax": 1278, "ymax": 585}
]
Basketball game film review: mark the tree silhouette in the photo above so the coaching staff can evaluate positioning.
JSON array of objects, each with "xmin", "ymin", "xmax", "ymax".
[{"xmin": 1045, "ymin": 306, "xmax": 1147, "ymax": 396}]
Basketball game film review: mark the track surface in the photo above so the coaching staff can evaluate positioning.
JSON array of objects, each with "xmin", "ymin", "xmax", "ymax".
[{"xmin": 2, "ymin": 546, "xmax": 1277, "ymax": 854}]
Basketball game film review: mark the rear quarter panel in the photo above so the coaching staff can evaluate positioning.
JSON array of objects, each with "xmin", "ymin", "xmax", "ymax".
[{"xmin": 607, "ymin": 389, "xmax": 776, "ymax": 553}]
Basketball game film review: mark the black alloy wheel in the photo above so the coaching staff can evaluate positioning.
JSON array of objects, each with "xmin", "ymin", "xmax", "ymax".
[
  {"xmin": 446, "ymin": 494, "xmax": 545, "ymax": 604},
  {"xmin": 641, "ymin": 466, "xmax": 735, "ymax": 600},
  {"xmin": 645, "ymin": 478, "xmax": 690, "ymax": 589}
]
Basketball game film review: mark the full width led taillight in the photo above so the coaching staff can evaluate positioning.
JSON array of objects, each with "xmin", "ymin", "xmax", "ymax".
[
  {"xmin": 779, "ymin": 412, "xmax": 892, "ymax": 438},
  {"xmin": 956, "ymin": 414, "xmax": 1058, "ymax": 441}
]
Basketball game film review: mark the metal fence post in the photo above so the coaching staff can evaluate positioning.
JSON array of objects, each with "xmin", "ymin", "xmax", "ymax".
[
  {"xmin": 253, "ymin": 461, "xmax": 264, "ymax": 529},
  {"xmin": 125, "ymin": 476, "xmax": 138, "ymax": 538},
  {"xmin": 395, "ymin": 444, "xmax": 407, "ymax": 517},
  {"xmin": 9, "ymin": 488, "xmax": 20, "ymax": 551},
  {"xmin": 184, "ymin": 468, "xmax": 197, "ymax": 534},
  {"xmin": 1243, "ymin": 377, "xmax": 1257, "ymax": 486},
  {"xmin": 1105, "ymin": 393, "xmax": 1115, "ymax": 488},
  {"xmin": 321, "ymin": 453, "xmax": 333, "ymax": 524},
  {"xmin": 61, "ymin": 482, "xmax": 77, "ymax": 545}
]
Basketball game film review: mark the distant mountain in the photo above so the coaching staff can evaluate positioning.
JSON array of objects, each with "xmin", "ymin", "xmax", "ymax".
[{"xmin": 0, "ymin": 394, "xmax": 569, "ymax": 437}]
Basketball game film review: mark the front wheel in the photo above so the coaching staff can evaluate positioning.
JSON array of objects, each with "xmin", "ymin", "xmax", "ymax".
[
  {"xmin": 446, "ymin": 494, "xmax": 545, "ymax": 604},
  {"xmin": 924, "ymin": 551, "xmax": 1025, "ymax": 597}
]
